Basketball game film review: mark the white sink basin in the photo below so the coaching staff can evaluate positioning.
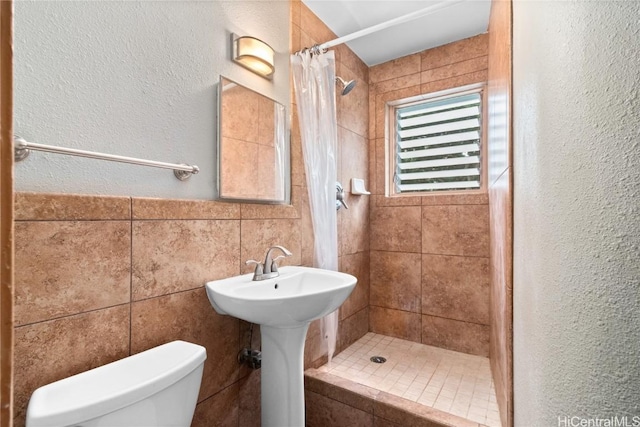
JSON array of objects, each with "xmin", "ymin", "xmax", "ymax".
[
  {"xmin": 205, "ymin": 266, "xmax": 356, "ymax": 328},
  {"xmin": 205, "ymin": 265, "xmax": 356, "ymax": 427}
]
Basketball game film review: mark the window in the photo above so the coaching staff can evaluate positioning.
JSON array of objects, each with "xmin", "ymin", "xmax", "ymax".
[{"xmin": 387, "ymin": 85, "xmax": 484, "ymax": 195}]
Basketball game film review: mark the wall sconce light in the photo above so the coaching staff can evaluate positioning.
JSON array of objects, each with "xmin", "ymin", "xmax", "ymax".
[{"xmin": 232, "ymin": 34, "xmax": 275, "ymax": 79}]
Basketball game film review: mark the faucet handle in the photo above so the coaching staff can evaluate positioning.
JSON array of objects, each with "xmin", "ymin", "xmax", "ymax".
[
  {"xmin": 245, "ymin": 260, "xmax": 264, "ymax": 275},
  {"xmin": 270, "ymin": 255, "xmax": 289, "ymax": 273}
]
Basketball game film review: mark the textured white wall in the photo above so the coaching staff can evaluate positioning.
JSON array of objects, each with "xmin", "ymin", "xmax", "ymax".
[
  {"xmin": 14, "ymin": 1, "xmax": 290, "ymax": 199},
  {"xmin": 513, "ymin": 1, "xmax": 640, "ymax": 424}
]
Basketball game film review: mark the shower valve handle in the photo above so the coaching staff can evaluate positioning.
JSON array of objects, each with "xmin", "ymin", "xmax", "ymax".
[{"xmin": 336, "ymin": 182, "xmax": 349, "ymax": 210}]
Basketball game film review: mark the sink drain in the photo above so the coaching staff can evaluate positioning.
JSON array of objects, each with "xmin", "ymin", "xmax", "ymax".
[{"xmin": 370, "ymin": 356, "xmax": 386, "ymax": 364}]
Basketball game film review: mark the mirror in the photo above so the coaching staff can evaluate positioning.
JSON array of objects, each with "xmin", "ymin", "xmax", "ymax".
[{"xmin": 216, "ymin": 76, "xmax": 290, "ymax": 204}]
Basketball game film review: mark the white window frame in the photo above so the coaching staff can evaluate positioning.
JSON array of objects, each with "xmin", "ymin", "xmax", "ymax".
[{"xmin": 385, "ymin": 83, "xmax": 487, "ymax": 197}]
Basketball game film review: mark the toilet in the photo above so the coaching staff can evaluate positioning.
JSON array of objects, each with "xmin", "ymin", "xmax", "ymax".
[{"xmin": 26, "ymin": 340, "xmax": 207, "ymax": 427}]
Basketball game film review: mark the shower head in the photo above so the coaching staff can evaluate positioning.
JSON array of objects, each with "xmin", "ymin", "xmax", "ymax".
[{"xmin": 336, "ymin": 76, "xmax": 356, "ymax": 96}]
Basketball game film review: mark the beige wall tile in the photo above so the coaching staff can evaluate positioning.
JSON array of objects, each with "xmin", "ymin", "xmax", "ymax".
[
  {"xmin": 290, "ymin": 107, "xmax": 306, "ymax": 187},
  {"xmin": 487, "ymin": 1, "xmax": 511, "ymax": 190},
  {"xmin": 421, "ymin": 192, "xmax": 489, "ymax": 206},
  {"xmin": 373, "ymin": 138, "xmax": 386, "ymax": 196},
  {"xmin": 368, "ymin": 139, "xmax": 376, "ymax": 196},
  {"xmin": 132, "ymin": 220, "xmax": 240, "ymax": 300},
  {"xmin": 300, "ymin": 3, "xmax": 336, "ymax": 45},
  {"xmin": 15, "ymin": 221, "xmax": 130, "ymax": 326},
  {"xmin": 240, "ymin": 219, "xmax": 301, "ymax": 273},
  {"xmin": 370, "ymin": 206, "xmax": 422, "ymax": 253},
  {"xmin": 304, "ymin": 318, "xmax": 326, "ymax": 368},
  {"xmin": 192, "ymin": 383, "xmax": 239, "ymax": 427},
  {"xmin": 487, "ymin": 85, "xmax": 511, "ymax": 187},
  {"xmin": 371, "ymin": 73, "xmax": 421, "ymax": 95},
  {"xmin": 374, "ymin": 417, "xmax": 404, "ymax": 427},
  {"xmin": 15, "ymin": 192, "xmax": 130, "ymax": 221},
  {"xmin": 337, "ymin": 62, "xmax": 369, "ymax": 139},
  {"xmin": 420, "ymin": 56, "xmax": 488, "ymax": 85},
  {"xmin": 370, "ymin": 251, "xmax": 422, "ymax": 313},
  {"xmin": 291, "ymin": 22, "xmax": 302, "ymax": 55},
  {"xmin": 13, "ymin": 305, "xmax": 130, "ymax": 427},
  {"xmin": 239, "ymin": 180, "xmax": 301, "ymax": 220},
  {"xmin": 374, "ymin": 391, "xmax": 478, "ymax": 427},
  {"xmin": 238, "ymin": 371, "xmax": 261, "ymax": 427},
  {"xmin": 369, "ymin": 306, "xmax": 421, "ymax": 343},
  {"xmin": 422, "ymin": 315, "xmax": 489, "ymax": 356},
  {"xmin": 377, "ymin": 85, "xmax": 424, "ymax": 104},
  {"xmin": 338, "ymin": 307, "xmax": 369, "ymax": 353},
  {"xmin": 422, "ymin": 254, "xmax": 490, "ymax": 325},
  {"xmin": 374, "ymin": 97, "xmax": 386, "ymax": 140},
  {"xmin": 421, "ymin": 34, "xmax": 489, "ymax": 71},
  {"xmin": 305, "ymin": 369, "xmax": 379, "ymax": 413},
  {"xmin": 305, "ymin": 390, "xmax": 374, "ymax": 427},
  {"xmin": 420, "ymin": 70, "xmax": 488, "ymax": 95},
  {"xmin": 298, "ymin": 186, "xmax": 315, "ymax": 267},
  {"xmin": 373, "ymin": 195, "xmax": 422, "ymax": 207},
  {"xmin": 132, "ymin": 197, "xmax": 240, "ymax": 220},
  {"xmin": 340, "ymin": 192, "xmax": 370, "ymax": 256},
  {"xmin": 340, "ymin": 126, "xmax": 368, "ymax": 188},
  {"xmin": 370, "ymin": 54, "xmax": 421, "ymax": 84},
  {"xmin": 131, "ymin": 288, "xmax": 240, "ymax": 403},
  {"xmin": 240, "ymin": 202, "xmax": 299, "ymax": 220},
  {"xmin": 339, "ymin": 252, "xmax": 370, "ymax": 320},
  {"xmin": 290, "ymin": 0, "xmax": 301, "ymax": 27},
  {"xmin": 489, "ymin": 168, "xmax": 513, "ymax": 427},
  {"xmin": 422, "ymin": 204, "xmax": 490, "ymax": 257}
]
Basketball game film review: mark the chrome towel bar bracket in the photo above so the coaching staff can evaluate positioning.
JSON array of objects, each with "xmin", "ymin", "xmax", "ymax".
[{"xmin": 13, "ymin": 136, "xmax": 199, "ymax": 181}]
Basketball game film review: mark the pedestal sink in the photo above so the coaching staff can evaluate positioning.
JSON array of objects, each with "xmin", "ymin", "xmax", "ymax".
[{"xmin": 205, "ymin": 266, "xmax": 356, "ymax": 427}]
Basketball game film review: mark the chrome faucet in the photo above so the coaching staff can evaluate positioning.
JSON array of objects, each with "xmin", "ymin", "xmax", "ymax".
[{"xmin": 246, "ymin": 245, "xmax": 293, "ymax": 281}]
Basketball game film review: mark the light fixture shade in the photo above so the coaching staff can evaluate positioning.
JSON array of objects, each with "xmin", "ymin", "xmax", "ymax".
[{"xmin": 233, "ymin": 35, "xmax": 275, "ymax": 79}]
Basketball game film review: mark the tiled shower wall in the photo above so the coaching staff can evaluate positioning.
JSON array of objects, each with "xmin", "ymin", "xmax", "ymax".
[
  {"xmin": 12, "ymin": 2, "xmax": 370, "ymax": 426},
  {"xmin": 368, "ymin": 35, "xmax": 491, "ymax": 357},
  {"xmin": 487, "ymin": 0, "xmax": 513, "ymax": 425}
]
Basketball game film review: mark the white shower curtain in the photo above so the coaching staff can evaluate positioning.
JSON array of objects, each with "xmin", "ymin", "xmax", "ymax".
[{"xmin": 291, "ymin": 49, "xmax": 339, "ymax": 363}]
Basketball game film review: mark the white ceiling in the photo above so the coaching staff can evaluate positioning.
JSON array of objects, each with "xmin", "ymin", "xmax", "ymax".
[{"xmin": 301, "ymin": 0, "xmax": 491, "ymax": 66}]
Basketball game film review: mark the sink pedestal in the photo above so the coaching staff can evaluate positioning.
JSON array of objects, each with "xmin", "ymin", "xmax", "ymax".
[
  {"xmin": 260, "ymin": 324, "xmax": 310, "ymax": 427},
  {"xmin": 205, "ymin": 266, "xmax": 357, "ymax": 426}
]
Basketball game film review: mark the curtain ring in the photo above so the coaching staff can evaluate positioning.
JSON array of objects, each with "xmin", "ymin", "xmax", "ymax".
[{"xmin": 310, "ymin": 44, "xmax": 327, "ymax": 56}]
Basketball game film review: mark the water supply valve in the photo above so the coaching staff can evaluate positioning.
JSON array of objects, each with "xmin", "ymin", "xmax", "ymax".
[{"xmin": 238, "ymin": 348, "xmax": 262, "ymax": 370}]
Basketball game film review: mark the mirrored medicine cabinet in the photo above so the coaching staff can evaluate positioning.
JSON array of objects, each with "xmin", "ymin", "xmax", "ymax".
[{"xmin": 215, "ymin": 76, "xmax": 290, "ymax": 204}]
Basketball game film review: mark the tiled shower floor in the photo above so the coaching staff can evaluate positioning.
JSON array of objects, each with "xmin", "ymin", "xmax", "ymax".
[{"xmin": 317, "ymin": 333, "xmax": 501, "ymax": 427}]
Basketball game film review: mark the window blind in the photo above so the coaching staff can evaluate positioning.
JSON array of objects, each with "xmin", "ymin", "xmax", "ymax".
[{"xmin": 394, "ymin": 92, "xmax": 481, "ymax": 193}]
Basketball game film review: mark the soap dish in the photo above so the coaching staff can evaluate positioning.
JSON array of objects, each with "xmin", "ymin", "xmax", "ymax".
[{"xmin": 351, "ymin": 178, "xmax": 371, "ymax": 195}]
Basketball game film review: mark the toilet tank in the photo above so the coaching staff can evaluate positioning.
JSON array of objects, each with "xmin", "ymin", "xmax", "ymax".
[{"xmin": 26, "ymin": 340, "xmax": 207, "ymax": 427}]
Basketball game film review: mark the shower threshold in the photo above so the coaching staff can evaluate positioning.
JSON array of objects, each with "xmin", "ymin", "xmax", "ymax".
[{"xmin": 305, "ymin": 333, "xmax": 500, "ymax": 427}]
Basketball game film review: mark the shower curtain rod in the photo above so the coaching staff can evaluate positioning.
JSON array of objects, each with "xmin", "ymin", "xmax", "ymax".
[{"xmin": 310, "ymin": 0, "xmax": 467, "ymax": 52}]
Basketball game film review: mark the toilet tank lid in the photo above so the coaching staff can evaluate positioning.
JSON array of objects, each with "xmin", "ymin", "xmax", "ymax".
[{"xmin": 26, "ymin": 340, "xmax": 207, "ymax": 427}]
